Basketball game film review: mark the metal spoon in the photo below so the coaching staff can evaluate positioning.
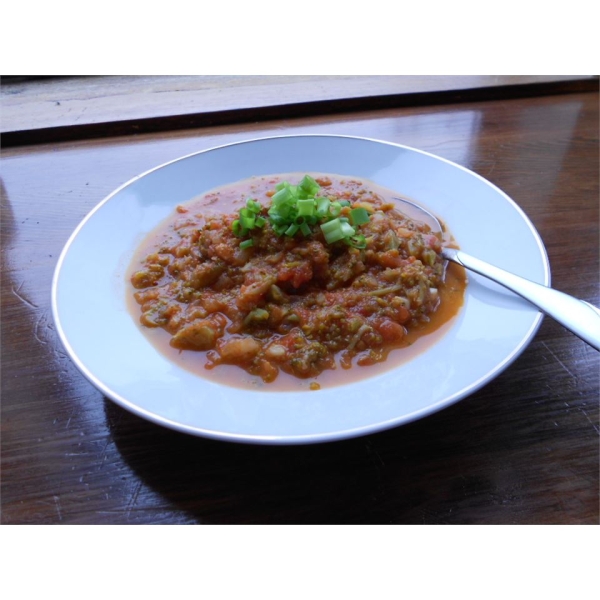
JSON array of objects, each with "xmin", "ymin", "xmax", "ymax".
[{"xmin": 394, "ymin": 197, "xmax": 600, "ymax": 351}]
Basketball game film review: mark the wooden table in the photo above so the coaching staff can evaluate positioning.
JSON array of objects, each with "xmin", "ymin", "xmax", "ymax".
[{"xmin": 2, "ymin": 76, "xmax": 598, "ymax": 524}]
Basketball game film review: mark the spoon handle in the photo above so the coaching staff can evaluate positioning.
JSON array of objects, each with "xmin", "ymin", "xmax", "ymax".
[{"xmin": 443, "ymin": 248, "xmax": 600, "ymax": 351}]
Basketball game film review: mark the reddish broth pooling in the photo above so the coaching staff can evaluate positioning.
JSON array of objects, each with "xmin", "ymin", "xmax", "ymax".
[{"xmin": 128, "ymin": 173, "xmax": 466, "ymax": 390}]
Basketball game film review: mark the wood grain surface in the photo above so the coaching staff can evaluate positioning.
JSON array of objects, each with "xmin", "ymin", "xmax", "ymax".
[{"xmin": 1, "ymin": 88, "xmax": 598, "ymax": 524}]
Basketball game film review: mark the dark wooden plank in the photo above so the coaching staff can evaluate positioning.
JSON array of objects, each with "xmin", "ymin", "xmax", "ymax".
[{"xmin": 1, "ymin": 92, "xmax": 598, "ymax": 524}]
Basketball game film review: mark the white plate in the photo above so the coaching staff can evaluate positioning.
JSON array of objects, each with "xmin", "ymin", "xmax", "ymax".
[{"xmin": 52, "ymin": 135, "xmax": 549, "ymax": 444}]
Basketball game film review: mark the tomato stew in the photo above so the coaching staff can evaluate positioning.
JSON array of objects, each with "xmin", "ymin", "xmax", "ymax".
[{"xmin": 128, "ymin": 174, "xmax": 466, "ymax": 390}]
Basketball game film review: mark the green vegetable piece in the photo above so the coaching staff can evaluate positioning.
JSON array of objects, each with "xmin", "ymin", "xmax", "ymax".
[
  {"xmin": 316, "ymin": 197, "xmax": 330, "ymax": 217},
  {"xmin": 350, "ymin": 207, "xmax": 370, "ymax": 226},
  {"xmin": 232, "ymin": 219, "xmax": 247, "ymax": 237},
  {"xmin": 340, "ymin": 221, "xmax": 356, "ymax": 237},
  {"xmin": 329, "ymin": 201, "xmax": 342, "ymax": 217},
  {"xmin": 241, "ymin": 215, "xmax": 255, "ymax": 229},
  {"xmin": 346, "ymin": 234, "xmax": 367, "ymax": 249},
  {"xmin": 299, "ymin": 174, "xmax": 320, "ymax": 197},
  {"xmin": 320, "ymin": 218, "xmax": 346, "ymax": 244},
  {"xmin": 240, "ymin": 239, "xmax": 254, "ymax": 249},
  {"xmin": 246, "ymin": 198, "xmax": 261, "ymax": 213},
  {"xmin": 272, "ymin": 187, "xmax": 293, "ymax": 206},
  {"xmin": 285, "ymin": 223, "xmax": 300, "ymax": 237},
  {"xmin": 300, "ymin": 221, "xmax": 312, "ymax": 236},
  {"xmin": 297, "ymin": 198, "xmax": 315, "ymax": 217}
]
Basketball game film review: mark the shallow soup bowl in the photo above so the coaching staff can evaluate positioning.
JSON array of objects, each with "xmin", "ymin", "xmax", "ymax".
[{"xmin": 52, "ymin": 134, "xmax": 549, "ymax": 444}]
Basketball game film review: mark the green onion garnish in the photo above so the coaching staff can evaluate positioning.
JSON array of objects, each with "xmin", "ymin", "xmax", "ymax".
[
  {"xmin": 246, "ymin": 198, "xmax": 262, "ymax": 213},
  {"xmin": 329, "ymin": 201, "xmax": 342, "ymax": 217},
  {"xmin": 350, "ymin": 207, "xmax": 370, "ymax": 226},
  {"xmin": 298, "ymin": 174, "xmax": 320, "ymax": 196},
  {"xmin": 297, "ymin": 198, "xmax": 315, "ymax": 217},
  {"xmin": 240, "ymin": 214, "xmax": 255, "ymax": 230},
  {"xmin": 300, "ymin": 221, "xmax": 312, "ymax": 236},
  {"xmin": 321, "ymin": 218, "xmax": 352, "ymax": 244},
  {"xmin": 232, "ymin": 219, "xmax": 245, "ymax": 237},
  {"xmin": 316, "ymin": 197, "xmax": 330, "ymax": 217},
  {"xmin": 347, "ymin": 234, "xmax": 367, "ymax": 249},
  {"xmin": 230, "ymin": 176, "xmax": 371, "ymax": 248},
  {"xmin": 285, "ymin": 223, "xmax": 300, "ymax": 237}
]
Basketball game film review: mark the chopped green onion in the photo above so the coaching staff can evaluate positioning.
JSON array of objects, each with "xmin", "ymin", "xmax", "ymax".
[
  {"xmin": 329, "ymin": 201, "xmax": 342, "ymax": 217},
  {"xmin": 285, "ymin": 223, "xmax": 300, "ymax": 236},
  {"xmin": 320, "ymin": 219, "xmax": 340, "ymax": 235},
  {"xmin": 272, "ymin": 187, "xmax": 293, "ymax": 206},
  {"xmin": 316, "ymin": 197, "xmax": 330, "ymax": 217},
  {"xmin": 300, "ymin": 221, "xmax": 312, "ymax": 236},
  {"xmin": 299, "ymin": 174, "xmax": 320, "ymax": 197},
  {"xmin": 350, "ymin": 207, "xmax": 370, "ymax": 226},
  {"xmin": 232, "ymin": 175, "xmax": 372, "ymax": 248},
  {"xmin": 232, "ymin": 219, "xmax": 246, "ymax": 237},
  {"xmin": 241, "ymin": 215, "xmax": 255, "ymax": 229},
  {"xmin": 321, "ymin": 218, "xmax": 348, "ymax": 244},
  {"xmin": 246, "ymin": 198, "xmax": 262, "ymax": 213},
  {"xmin": 268, "ymin": 213, "xmax": 287, "ymax": 226},
  {"xmin": 297, "ymin": 198, "xmax": 315, "ymax": 217},
  {"xmin": 231, "ymin": 199, "xmax": 266, "ymax": 245},
  {"xmin": 346, "ymin": 234, "xmax": 367, "ymax": 249},
  {"xmin": 340, "ymin": 220, "xmax": 356, "ymax": 237}
]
